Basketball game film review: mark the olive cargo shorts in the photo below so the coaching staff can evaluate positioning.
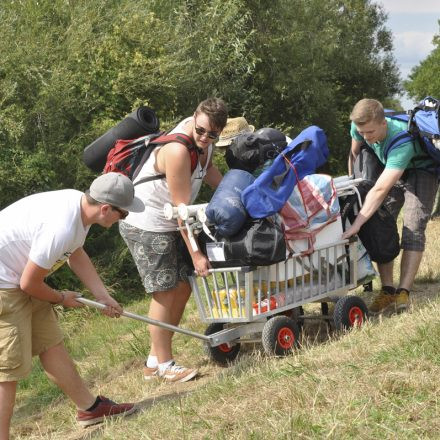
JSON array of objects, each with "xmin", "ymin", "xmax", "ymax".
[{"xmin": 0, "ymin": 288, "xmax": 63, "ymax": 381}]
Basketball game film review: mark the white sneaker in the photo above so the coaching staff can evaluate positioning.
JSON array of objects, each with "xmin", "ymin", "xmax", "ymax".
[
  {"xmin": 143, "ymin": 366, "xmax": 159, "ymax": 380},
  {"xmin": 158, "ymin": 361, "xmax": 198, "ymax": 383}
]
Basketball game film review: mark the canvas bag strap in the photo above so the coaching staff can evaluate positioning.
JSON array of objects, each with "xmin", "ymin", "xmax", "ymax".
[{"xmin": 282, "ymin": 154, "xmax": 331, "ymax": 215}]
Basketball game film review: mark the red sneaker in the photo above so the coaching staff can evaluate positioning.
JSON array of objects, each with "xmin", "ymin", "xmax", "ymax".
[{"xmin": 77, "ymin": 396, "xmax": 137, "ymax": 427}]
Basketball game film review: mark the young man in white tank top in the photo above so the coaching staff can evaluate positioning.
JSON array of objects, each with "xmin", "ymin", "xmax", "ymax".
[{"xmin": 120, "ymin": 98, "xmax": 228, "ymax": 382}]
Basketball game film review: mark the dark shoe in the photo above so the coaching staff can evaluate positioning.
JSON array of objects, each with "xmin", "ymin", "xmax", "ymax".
[{"xmin": 77, "ymin": 396, "xmax": 137, "ymax": 427}]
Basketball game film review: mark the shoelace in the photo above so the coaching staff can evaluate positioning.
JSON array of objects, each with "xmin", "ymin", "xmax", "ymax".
[{"xmin": 167, "ymin": 361, "xmax": 186, "ymax": 373}]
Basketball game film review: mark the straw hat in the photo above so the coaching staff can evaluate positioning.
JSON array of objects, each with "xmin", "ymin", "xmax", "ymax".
[{"xmin": 216, "ymin": 117, "xmax": 255, "ymax": 147}]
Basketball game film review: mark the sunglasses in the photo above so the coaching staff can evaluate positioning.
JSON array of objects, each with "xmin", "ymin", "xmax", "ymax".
[
  {"xmin": 111, "ymin": 205, "xmax": 129, "ymax": 220},
  {"xmin": 194, "ymin": 117, "xmax": 220, "ymax": 140}
]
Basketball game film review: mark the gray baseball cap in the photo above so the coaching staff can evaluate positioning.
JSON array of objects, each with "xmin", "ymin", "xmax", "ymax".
[{"xmin": 88, "ymin": 172, "xmax": 144, "ymax": 213}]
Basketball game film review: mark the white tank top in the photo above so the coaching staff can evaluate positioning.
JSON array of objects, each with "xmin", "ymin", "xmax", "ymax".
[{"xmin": 123, "ymin": 117, "xmax": 212, "ymax": 231}]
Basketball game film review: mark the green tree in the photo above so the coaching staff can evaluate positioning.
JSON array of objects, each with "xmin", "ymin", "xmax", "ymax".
[
  {"xmin": 404, "ymin": 30, "xmax": 440, "ymax": 100},
  {"xmin": 0, "ymin": 0, "xmax": 401, "ymax": 293}
]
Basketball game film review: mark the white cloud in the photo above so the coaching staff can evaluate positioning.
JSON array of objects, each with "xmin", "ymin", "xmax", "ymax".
[
  {"xmin": 379, "ymin": 0, "xmax": 440, "ymax": 14},
  {"xmin": 394, "ymin": 31, "xmax": 436, "ymax": 63}
]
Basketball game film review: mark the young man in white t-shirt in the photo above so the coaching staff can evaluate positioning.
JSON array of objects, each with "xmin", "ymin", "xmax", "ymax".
[{"xmin": 0, "ymin": 173, "xmax": 144, "ymax": 437}]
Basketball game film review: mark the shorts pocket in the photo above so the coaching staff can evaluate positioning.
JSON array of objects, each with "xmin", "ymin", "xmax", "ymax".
[{"xmin": 0, "ymin": 324, "xmax": 22, "ymax": 369}]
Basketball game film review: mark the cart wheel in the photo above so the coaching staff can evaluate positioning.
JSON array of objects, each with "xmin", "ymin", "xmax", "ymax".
[
  {"xmin": 333, "ymin": 296, "xmax": 368, "ymax": 331},
  {"xmin": 262, "ymin": 316, "xmax": 299, "ymax": 356},
  {"xmin": 204, "ymin": 323, "xmax": 240, "ymax": 366}
]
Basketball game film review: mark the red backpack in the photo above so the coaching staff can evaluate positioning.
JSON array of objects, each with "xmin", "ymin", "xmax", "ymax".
[{"xmin": 103, "ymin": 132, "xmax": 200, "ymax": 186}]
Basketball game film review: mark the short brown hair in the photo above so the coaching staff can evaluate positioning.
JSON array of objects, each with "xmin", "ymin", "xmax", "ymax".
[
  {"xmin": 350, "ymin": 99, "xmax": 385, "ymax": 125},
  {"xmin": 195, "ymin": 97, "xmax": 228, "ymax": 131}
]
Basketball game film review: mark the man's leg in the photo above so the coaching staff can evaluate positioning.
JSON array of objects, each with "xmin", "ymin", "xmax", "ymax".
[
  {"xmin": 368, "ymin": 260, "xmax": 398, "ymax": 314},
  {"xmin": 169, "ymin": 281, "xmax": 192, "ymax": 329},
  {"xmin": 0, "ymin": 381, "xmax": 16, "ymax": 440},
  {"xmin": 377, "ymin": 260, "xmax": 394, "ymax": 287},
  {"xmin": 397, "ymin": 170, "xmax": 438, "ymax": 312},
  {"xmin": 39, "ymin": 342, "xmax": 95, "ymax": 410},
  {"xmin": 146, "ymin": 282, "xmax": 196, "ymax": 382},
  {"xmin": 368, "ymin": 183, "xmax": 405, "ymax": 314},
  {"xmin": 399, "ymin": 250, "xmax": 424, "ymax": 291},
  {"xmin": 40, "ymin": 342, "xmax": 136, "ymax": 427},
  {"xmin": 148, "ymin": 281, "xmax": 191, "ymax": 363}
]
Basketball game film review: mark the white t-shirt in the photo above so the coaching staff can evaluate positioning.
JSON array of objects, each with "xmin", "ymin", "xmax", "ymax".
[
  {"xmin": 0, "ymin": 189, "xmax": 89, "ymax": 288},
  {"xmin": 124, "ymin": 117, "xmax": 212, "ymax": 231}
]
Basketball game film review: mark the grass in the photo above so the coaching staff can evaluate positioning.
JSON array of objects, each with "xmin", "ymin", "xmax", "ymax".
[{"xmin": 9, "ymin": 217, "xmax": 440, "ymax": 439}]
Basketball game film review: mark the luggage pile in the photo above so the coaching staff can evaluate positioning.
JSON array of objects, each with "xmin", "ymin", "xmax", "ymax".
[
  {"xmin": 202, "ymin": 125, "xmax": 340, "ymax": 268},
  {"xmin": 197, "ymin": 124, "xmax": 378, "ymax": 317}
]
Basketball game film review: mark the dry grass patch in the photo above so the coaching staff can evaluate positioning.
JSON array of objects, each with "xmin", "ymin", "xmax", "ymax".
[{"xmin": 10, "ymin": 217, "xmax": 440, "ymax": 439}]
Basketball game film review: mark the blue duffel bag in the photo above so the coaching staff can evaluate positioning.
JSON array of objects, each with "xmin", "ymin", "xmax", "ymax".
[
  {"xmin": 205, "ymin": 169, "xmax": 255, "ymax": 237},
  {"xmin": 241, "ymin": 125, "xmax": 329, "ymax": 219}
]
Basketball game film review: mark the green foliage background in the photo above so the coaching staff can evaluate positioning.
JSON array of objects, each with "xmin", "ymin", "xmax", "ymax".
[
  {"xmin": 405, "ymin": 30, "xmax": 440, "ymax": 100},
  {"xmin": 0, "ymin": 0, "xmax": 402, "ymax": 296}
]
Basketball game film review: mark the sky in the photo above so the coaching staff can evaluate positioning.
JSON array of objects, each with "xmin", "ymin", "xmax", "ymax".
[{"xmin": 379, "ymin": 0, "xmax": 440, "ymax": 108}]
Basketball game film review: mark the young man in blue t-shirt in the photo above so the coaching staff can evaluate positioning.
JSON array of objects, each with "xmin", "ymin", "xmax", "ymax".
[{"xmin": 343, "ymin": 98, "xmax": 438, "ymax": 314}]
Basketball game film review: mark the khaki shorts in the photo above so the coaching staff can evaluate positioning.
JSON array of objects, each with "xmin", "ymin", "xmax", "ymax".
[
  {"xmin": 0, "ymin": 288, "xmax": 63, "ymax": 382},
  {"xmin": 386, "ymin": 169, "xmax": 438, "ymax": 251}
]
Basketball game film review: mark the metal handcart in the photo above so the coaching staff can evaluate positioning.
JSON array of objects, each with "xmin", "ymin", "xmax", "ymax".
[
  {"xmin": 78, "ymin": 176, "xmax": 368, "ymax": 366},
  {"xmin": 165, "ymin": 175, "xmax": 368, "ymax": 365},
  {"xmin": 78, "ymin": 236, "xmax": 366, "ymax": 367},
  {"xmin": 187, "ymin": 235, "xmax": 367, "ymax": 365}
]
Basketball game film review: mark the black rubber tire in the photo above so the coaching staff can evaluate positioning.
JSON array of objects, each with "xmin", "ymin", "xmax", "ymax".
[
  {"xmin": 204, "ymin": 323, "xmax": 240, "ymax": 366},
  {"xmin": 333, "ymin": 296, "xmax": 368, "ymax": 331},
  {"xmin": 262, "ymin": 316, "xmax": 300, "ymax": 356}
]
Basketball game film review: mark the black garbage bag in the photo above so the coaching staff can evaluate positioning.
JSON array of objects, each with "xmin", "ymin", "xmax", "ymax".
[{"xmin": 225, "ymin": 127, "xmax": 287, "ymax": 173}]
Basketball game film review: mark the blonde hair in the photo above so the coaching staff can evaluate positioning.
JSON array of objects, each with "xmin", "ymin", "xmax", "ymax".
[{"xmin": 350, "ymin": 99, "xmax": 385, "ymax": 125}]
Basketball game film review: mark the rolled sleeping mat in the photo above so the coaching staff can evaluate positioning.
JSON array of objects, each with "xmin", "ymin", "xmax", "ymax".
[{"xmin": 82, "ymin": 106, "xmax": 160, "ymax": 172}]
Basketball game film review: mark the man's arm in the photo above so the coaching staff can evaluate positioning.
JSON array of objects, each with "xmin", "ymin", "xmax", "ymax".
[
  {"xmin": 348, "ymin": 139, "xmax": 363, "ymax": 176},
  {"xmin": 161, "ymin": 142, "xmax": 212, "ymax": 276},
  {"xmin": 67, "ymin": 247, "xmax": 122, "ymax": 316},
  {"xmin": 203, "ymin": 157, "xmax": 223, "ymax": 189},
  {"xmin": 342, "ymin": 167, "xmax": 404, "ymax": 239},
  {"xmin": 20, "ymin": 260, "xmax": 83, "ymax": 308}
]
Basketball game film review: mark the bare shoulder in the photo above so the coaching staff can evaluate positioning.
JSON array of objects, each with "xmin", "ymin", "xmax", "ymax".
[
  {"xmin": 161, "ymin": 142, "xmax": 190, "ymax": 161},
  {"xmin": 155, "ymin": 142, "xmax": 191, "ymax": 175}
]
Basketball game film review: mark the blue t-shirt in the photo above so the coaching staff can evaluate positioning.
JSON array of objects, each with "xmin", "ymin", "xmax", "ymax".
[{"xmin": 350, "ymin": 118, "xmax": 433, "ymax": 170}]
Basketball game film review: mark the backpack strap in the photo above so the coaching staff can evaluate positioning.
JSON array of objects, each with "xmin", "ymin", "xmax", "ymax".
[
  {"xmin": 132, "ymin": 132, "xmax": 200, "ymax": 184},
  {"xmin": 384, "ymin": 131, "xmax": 414, "ymax": 160},
  {"xmin": 152, "ymin": 132, "xmax": 201, "ymax": 172}
]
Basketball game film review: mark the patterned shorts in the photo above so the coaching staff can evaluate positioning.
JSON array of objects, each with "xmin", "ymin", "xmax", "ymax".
[
  {"xmin": 386, "ymin": 169, "xmax": 438, "ymax": 251},
  {"xmin": 119, "ymin": 222, "xmax": 192, "ymax": 293}
]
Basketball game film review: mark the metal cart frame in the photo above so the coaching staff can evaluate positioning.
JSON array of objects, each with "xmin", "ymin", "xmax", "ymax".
[{"xmin": 187, "ymin": 236, "xmax": 368, "ymax": 364}]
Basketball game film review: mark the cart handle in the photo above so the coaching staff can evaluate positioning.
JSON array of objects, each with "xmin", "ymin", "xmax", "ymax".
[{"xmin": 76, "ymin": 297, "xmax": 210, "ymax": 342}]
